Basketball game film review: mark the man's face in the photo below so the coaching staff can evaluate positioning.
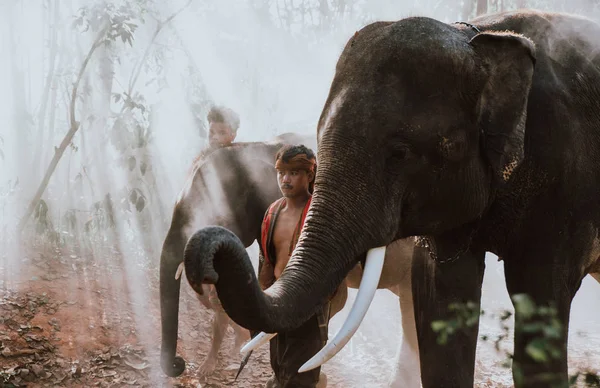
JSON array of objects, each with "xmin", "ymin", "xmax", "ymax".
[
  {"xmin": 209, "ymin": 122, "xmax": 235, "ymax": 147},
  {"xmin": 277, "ymin": 167, "xmax": 313, "ymax": 198}
]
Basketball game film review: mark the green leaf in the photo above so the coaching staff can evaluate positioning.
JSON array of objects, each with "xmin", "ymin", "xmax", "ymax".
[
  {"xmin": 569, "ymin": 373, "xmax": 580, "ymax": 386},
  {"xmin": 436, "ymin": 331, "xmax": 448, "ymax": 346},
  {"xmin": 542, "ymin": 321, "xmax": 562, "ymax": 339},
  {"xmin": 512, "ymin": 294, "xmax": 536, "ymax": 320},
  {"xmin": 584, "ymin": 372, "xmax": 600, "ymax": 386},
  {"xmin": 521, "ymin": 322, "xmax": 545, "ymax": 334},
  {"xmin": 525, "ymin": 339, "xmax": 549, "ymax": 363},
  {"xmin": 431, "ymin": 320, "xmax": 447, "ymax": 332}
]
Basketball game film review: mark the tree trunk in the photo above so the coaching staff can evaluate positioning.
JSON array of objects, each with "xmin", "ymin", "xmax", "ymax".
[
  {"xmin": 17, "ymin": 25, "xmax": 109, "ymax": 233},
  {"xmin": 33, "ymin": 0, "xmax": 60, "ymax": 180},
  {"xmin": 462, "ymin": 0, "xmax": 475, "ymax": 20},
  {"xmin": 319, "ymin": 0, "xmax": 330, "ymax": 32},
  {"xmin": 10, "ymin": 5, "xmax": 34, "ymax": 196},
  {"xmin": 476, "ymin": 0, "xmax": 488, "ymax": 15}
]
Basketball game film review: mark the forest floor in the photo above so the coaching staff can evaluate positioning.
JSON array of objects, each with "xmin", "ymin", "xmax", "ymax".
[{"xmin": 1, "ymin": 241, "xmax": 599, "ymax": 388}]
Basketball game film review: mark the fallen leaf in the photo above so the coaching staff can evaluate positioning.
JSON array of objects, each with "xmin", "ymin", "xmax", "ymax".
[
  {"xmin": 123, "ymin": 358, "xmax": 149, "ymax": 370},
  {"xmin": 30, "ymin": 363, "xmax": 43, "ymax": 377}
]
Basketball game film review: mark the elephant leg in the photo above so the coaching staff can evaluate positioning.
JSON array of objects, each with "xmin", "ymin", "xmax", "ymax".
[
  {"xmin": 198, "ymin": 310, "xmax": 229, "ymax": 376},
  {"xmin": 503, "ymin": 254, "xmax": 583, "ymax": 388},
  {"xmin": 592, "ymin": 272, "xmax": 600, "ymax": 284},
  {"xmin": 412, "ymin": 245, "xmax": 485, "ymax": 388},
  {"xmin": 195, "ymin": 284, "xmax": 213, "ymax": 310},
  {"xmin": 388, "ymin": 281, "xmax": 420, "ymax": 388},
  {"xmin": 231, "ymin": 320, "xmax": 251, "ymax": 357}
]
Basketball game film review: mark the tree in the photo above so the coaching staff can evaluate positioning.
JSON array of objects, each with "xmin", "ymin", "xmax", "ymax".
[
  {"xmin": 477, "ymin": 0, "xmax": 488, "ymax": 15},
  {"xmin": 17, "ymin": 3, "xmax": 141, "ymax": 233}
]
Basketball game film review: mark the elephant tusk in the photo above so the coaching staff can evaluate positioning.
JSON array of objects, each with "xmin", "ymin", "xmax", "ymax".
[
  {"xmin": 298, "ymin": 246, "xmax": 386, "ymax": 373},
  {"xmin": 175, "ymin": 261, "xmax": 184, "ymax": 280},
  {"xmin": 240, "ymin": 331, "xmax": 277, "ymax": 355}
]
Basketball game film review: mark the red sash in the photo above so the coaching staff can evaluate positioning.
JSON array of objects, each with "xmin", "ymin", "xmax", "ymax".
[{"xmin": 260, "ymin": 196, "xmax": 312, "ymax": 266}]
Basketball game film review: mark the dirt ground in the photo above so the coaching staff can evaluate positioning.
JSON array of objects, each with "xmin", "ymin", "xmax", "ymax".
[{"xmin": 1, "ymin": 242, "xmax": 599, "ymax": 387}]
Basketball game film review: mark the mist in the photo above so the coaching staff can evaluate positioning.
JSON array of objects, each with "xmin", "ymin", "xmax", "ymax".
[{"xmin": 1, "ymin": 0, "xmax": 600, "ymax": 387}]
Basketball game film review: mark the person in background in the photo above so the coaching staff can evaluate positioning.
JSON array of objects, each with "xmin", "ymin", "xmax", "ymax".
[{"xmin": 207, "ymin": 105, "xmax": 240, "ymax": 148}]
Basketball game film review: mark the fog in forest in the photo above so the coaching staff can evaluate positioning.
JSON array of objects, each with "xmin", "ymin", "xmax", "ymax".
[{"xmin": 1, "ymin": 0, "xmax": 600, "ymax": 387}]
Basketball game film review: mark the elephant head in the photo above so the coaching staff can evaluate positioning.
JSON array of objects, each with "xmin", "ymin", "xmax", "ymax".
[{"xmin": 177, "ymin": 17, "xmax": 536, "ymax": 375}]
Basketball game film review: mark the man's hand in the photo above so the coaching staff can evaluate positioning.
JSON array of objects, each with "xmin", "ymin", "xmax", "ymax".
[{"xmin": 258, "ymin": 253, "xmax": 276, "ymax": 290}]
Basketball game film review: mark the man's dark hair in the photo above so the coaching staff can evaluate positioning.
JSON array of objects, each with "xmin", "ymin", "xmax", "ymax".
[
  {"xmin": 275, "ymin": 144, "xmax": 316, "ymax": 163},
  {"xmin": 207, "ymin": 105, "xmax": 240, "ymax": 132}
]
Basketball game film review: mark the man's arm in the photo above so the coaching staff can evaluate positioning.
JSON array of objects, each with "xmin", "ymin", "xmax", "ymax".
[{"xmin": 258, "ymin": 249, "xmax": 275, "ymax": 290}]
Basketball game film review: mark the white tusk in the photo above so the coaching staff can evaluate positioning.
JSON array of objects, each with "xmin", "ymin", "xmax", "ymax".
[
  {"xmin": 298, "ymin": 246, "xmax": 386, "ymax": 373},
  {"xmin": 175, "ymin": 261, "xmax": 184, "ymax": 280},
  {"xmin": 240, "ymin": 331, "xmax": 277, "ymax": 355}
]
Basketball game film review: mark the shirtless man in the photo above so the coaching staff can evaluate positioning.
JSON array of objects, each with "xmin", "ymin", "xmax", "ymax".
[{"xmin": 259, "ymin": 144, "xmax": 328, "ymax": 388}]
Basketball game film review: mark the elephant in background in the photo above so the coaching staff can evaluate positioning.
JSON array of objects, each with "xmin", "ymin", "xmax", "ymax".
[
  {"xmin": 159, "ymin": 133, "xmax": 421, "ymax": 386},
  {"xmin": 179, "ymin": 9, "xmax": 600, "ymax": 388}
]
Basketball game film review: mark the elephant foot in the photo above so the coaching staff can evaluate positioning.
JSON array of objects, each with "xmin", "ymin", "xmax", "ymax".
[
  {"xmin": 265, "ymin": 375, "xmax": 279, "ymax": 388},
  {"xmin": 231, "ymin": 332, "xmax": 250, "ymax": 358},
  {"xmin": 264, "ymin": 373, "xmax": 326, "ymax": 388},
  {"xmin": 198, "ymin": 356, "xmax": 218, "ymax": 377}
]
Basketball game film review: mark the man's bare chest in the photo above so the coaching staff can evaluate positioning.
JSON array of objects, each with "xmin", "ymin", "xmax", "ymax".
[{"xmin": 272, "ymin": 210, "xmax": 302, "ymax": 257}]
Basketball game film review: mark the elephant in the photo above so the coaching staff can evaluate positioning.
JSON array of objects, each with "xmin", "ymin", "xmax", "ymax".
[
  {"xmin": 159, "ymin": 134, "xmax": 421, "ymax": 385},
  {"xmin": 178, "ymin": 9, "xmax": 600, "ymax": 388},
  {"xmin": 190, "ymin": 283, "xmax": 250, "ymax": 376}
]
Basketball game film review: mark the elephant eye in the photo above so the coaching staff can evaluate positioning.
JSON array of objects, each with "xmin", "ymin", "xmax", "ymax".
[{"xmin": 389, "ymin": 145, "xmax": 409, "ymax": 161}]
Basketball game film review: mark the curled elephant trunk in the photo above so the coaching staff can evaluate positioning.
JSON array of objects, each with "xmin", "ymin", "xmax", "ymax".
[
  {"xmin": 183, "ymin": 225, "xmax": 345, "ymax": 333},
  {"xmin": 182, "ymin": 193, "xmax": 374, "ymax": 335},
  {"xmin": 242, "ymin": 245, "xmax": 387, "ymax": 364}
]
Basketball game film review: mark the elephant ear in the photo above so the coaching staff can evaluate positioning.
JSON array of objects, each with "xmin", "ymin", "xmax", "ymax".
[{"xmin": 470, "ymin": 31, "xmax": 536, "ymax": 183}]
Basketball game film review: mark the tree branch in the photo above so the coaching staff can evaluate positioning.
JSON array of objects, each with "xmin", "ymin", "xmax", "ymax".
[
  {"xmin": 127, "ymin": 0, "xmax": 193, "ymax": 95},
  {"xmin": 17, "ymin": 25, "xmax": 109, "ymax": 233}
]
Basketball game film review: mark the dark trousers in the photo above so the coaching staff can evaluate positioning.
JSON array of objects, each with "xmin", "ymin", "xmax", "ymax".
[{"xmin": 268, "ymin": 303, "xmax": 330, "ymax": 387}]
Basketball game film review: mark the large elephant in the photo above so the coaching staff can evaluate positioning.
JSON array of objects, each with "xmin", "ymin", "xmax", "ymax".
[
  {"xmin": 159, "ymin": 134, "xmax": 420, "ymax": 386},
  {"xmin": 178, "ymin": 9, "xmax": 600, "ymax": 388}
]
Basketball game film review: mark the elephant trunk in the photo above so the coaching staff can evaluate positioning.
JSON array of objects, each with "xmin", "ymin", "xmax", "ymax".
[
  {"xmin": 183, "ymin": 210, "xmax": 354, "ymax": 333},
  {"xmin": 159, "ymin": 227, "xmax": 187, "ymax": 377}
]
